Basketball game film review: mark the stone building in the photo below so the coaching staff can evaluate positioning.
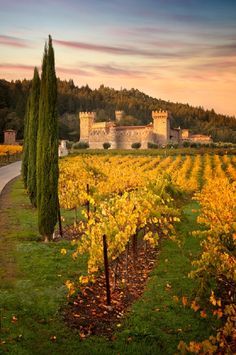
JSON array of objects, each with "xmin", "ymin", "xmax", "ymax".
[
  {"xmin": 4, "ymin": 129, "xmax": 17, "ymax": 145},
  {"xmin": 79, "ymin": 110, "xmax": 182, "ymax": 149},
  {"xmin": 58, "ymin": 140, "xmax": 68, "ymax": 157},
  {"xmin": 182, "ymin": 129, "xmax": 212, "ymax": 144}
]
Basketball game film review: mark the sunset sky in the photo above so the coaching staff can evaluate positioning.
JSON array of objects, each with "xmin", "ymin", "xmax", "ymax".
[{"xmin": 0, "ymin": 0, "xmax": 235, "ymax": 116}]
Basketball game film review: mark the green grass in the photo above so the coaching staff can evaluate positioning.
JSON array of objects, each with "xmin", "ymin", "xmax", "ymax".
[{"xmin": 0, "ymin": 179, "xmax": 218, "ymax": 354}]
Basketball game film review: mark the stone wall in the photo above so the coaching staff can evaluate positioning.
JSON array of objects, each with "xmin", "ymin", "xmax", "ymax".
[
  {"xmin": 115, "ymin": 126, "xmax": 153, "ymax": 149},
  {"xmin": 89, "ymin": 125, "xmax": 153, "ymax": 149},
  {"xmin": 170, "ymin": 128, "xmax": 182, "ymax": 144},
  {"xmin": 89, "ymin": 125, "xmax": 117, "ymax": 149},
  {"xmin": 188, "ymin": 134, "xmax": 212, "ymax": 143}
]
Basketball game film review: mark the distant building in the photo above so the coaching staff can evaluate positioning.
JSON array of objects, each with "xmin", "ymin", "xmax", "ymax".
[
  {"xmin": 182, "ymin": 129, "xmax": 212, "ymax": 144},
  {"xmin": 79, "ymin": 110, "xmax": 182, "ymax": 149},
  {"xmin": 4, "ymin": 129, "xmax": 17, "ymax": 145},
  {"xmin": 58, "ymin": 140, "xmax": 68, "ymax": 157}
]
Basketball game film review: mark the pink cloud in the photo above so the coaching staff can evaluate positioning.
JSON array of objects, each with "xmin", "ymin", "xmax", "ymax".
[
  {"xmin": 57, "ymin": 66, "xmax": 92, "ymax": 77},
  {"xmin": 0, "ymin": 35, "xmax": 30, "ymax": 48},
  {"xmin": 54, "ymin": 39, "xmax": 180, "ymax": 58},
  {"xmin": 0, "ymin": 63, "xmax": 34, "ymax": 70},
  {"xmin": 86, "ymin": 64, "xmax": 145, "ymax": 77},
  {"xmin": 0, "ymin": 63, "xmax": 92, "ymax": 77}
]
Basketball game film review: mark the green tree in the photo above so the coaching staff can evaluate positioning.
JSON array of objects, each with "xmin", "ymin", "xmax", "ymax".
[
  {"xmin": 37, "ymin": 36, "xmax": 59, "ymax": 242},
  {"xmin": 27, "ymin": 67, "xmax": 40, "ymax": 207},
  {"xmin": 22, "ymin": 97, "xmax": 30, "ymax": 189}
]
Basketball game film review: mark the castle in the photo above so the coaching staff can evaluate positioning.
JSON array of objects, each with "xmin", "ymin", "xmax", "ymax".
[{"xmin": 79, "ymin": 110, "xmax": 182, "ymax": 149}]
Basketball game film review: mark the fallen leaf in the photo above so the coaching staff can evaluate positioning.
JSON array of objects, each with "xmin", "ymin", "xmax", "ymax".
[
  {"xmin": 213, "ymin": 309, "xmax": 223, "ymax": 319},
  {"xmin": 50, "ymin": 335, "xmax": 57, "ymax": 342},
  {"xmin": 182, "ymin": 296, "xmax": 188, "ymax": 307},
  {"xmin": 200, "ymin": 310, "xmax": 207, "ymax": 318},
  {"xmin": 79, "ymin": 332, "xmax": 86, "ymax": 339},
  {"xmin": 191, "ymin": 300, "xmax": 200, "ymax": 312}
]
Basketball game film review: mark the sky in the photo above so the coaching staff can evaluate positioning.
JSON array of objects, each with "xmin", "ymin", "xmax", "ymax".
[{"xmin": 0, "ymin": 0, "xmax": 236, "ymax": 117}]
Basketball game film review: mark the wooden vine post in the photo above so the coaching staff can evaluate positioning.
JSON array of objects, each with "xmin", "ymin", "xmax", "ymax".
[
  {"xmin": 103, "ymin": 234, "xmax": 111, "ymax": 305},
  {"xmin": 132, "ymin": 234, "xmax": 137, "ymax": 270},
  {"xmin": 86, "ymin": 183, "xmax": 90, "ymax": 219}
]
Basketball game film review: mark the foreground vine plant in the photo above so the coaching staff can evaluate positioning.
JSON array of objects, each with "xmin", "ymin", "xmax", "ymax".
[
  {"xmin": 63, "ymin": 177, "xmax": 180, "ymax": 302},
  {"xmin": 179, "ymin": 178, "xmax": 236, "ymax": 354},
  {"xmin": 58, "ymin": 154, "xmax": 236, "ymax": 343}
]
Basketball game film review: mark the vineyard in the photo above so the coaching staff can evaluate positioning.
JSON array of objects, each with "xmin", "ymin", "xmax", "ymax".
[
  {"xmin": 0, "ymin": 145, "xmax": 22, "ymax": 166},
  {"xmin": 58, "ymin": 153, "xmax": 236, "ymax": 352}
]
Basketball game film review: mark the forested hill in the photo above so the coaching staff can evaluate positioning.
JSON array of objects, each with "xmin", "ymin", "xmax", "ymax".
[{"xmin": 0, "ymin": 78, "xmax": 236, "ymax": 142}]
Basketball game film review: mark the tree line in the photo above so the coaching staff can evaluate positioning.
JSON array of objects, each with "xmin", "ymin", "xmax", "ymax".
[{"xmin": 0, "ymin": 79, "xmax": 236, "ymax": 142}]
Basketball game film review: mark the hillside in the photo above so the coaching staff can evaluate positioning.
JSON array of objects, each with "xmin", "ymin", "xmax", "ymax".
[{"xmin": 0, "ymin": 78, "xmax": 236, "ymax": 142}]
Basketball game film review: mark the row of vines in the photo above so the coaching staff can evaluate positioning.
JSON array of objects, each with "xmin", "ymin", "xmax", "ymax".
[
  {"xmin": 0, "ymin": 145, "xmax": 22, "ymax": 165},
  {"xmin": 58, "ymin": 153, "xmax": 236, "ymax": 350}
]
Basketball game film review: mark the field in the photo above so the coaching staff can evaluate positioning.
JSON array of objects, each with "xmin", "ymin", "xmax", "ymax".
[
  {"xmin": 0, "ymin": 152, "xmax": 235, "ymax": 354},
  {"xmin": 0, "ymin": 145, "xmax": 22, "ymax": 166}
]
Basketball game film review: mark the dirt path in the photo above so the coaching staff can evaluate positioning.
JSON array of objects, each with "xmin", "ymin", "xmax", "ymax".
[{"xmin": 0, "ymin": 177, "xmax": 20, "ymax": 286}]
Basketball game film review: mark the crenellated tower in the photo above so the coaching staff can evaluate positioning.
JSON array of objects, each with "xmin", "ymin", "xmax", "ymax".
[
  {"xmin": 152, "ymin": 110, "xmax": 170, "ymax": 145},
  {"xmin": 79, "ymin": 112, "xmax": 96, "ymax": 142}
]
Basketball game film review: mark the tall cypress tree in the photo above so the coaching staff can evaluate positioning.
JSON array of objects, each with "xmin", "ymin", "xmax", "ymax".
[
  {"xmin": 37, "ymin": 36, "xmax": 59, "ymax": 242},
  {"xmin": 22, "ymin": 96, "xmax": 30, "ymax": 189},
  {"xmin": 27, "ymin": 67, "xmax": 40, "ymax": 207}
]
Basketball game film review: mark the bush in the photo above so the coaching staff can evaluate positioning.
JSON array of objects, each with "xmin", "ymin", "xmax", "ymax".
[
  {"xmin": 166, "ymin": 143, "xmax": 179, "ymax": 149},
  {"xmin": 131, "ymin": 142, "xmax": 141, "ymax": 149},
  {"xmin": 183, "ymin": 141, "xmax": 190, "ymax": 148},
  {"xmin": 190, "ymin": 142, "xmax": 198, "ymax": 148},
  {"xmin": 147, "ymin": 142, "xmax": 159, "ymax": 149},
  {"xmin": 66, "ymin": 140, "xmax": 74, "ymax": 149},
  {"xmin": 73, "ymin": 141, "xmax": 89, "ymax": 149},
  {"xmin": 103, "ymin": 142, "xmax": 111, "ymax": 149}
]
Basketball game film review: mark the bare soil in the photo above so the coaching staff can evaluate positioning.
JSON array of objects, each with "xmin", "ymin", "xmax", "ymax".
[{"xmin": 63, "ymin": 242, "xmax": 159, "ymax": 339}]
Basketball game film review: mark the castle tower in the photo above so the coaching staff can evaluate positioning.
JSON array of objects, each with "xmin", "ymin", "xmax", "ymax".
[
  {"xmin": 115, "ymin": 110, "xmax": 124, "ymax": 122},
  {"xmin": 152, "ymin": 110, "xmax": 170, "ymax": 145},
  {"xmin": 79, "ymin": 112, "xmax": 96, "ymax": 143}
]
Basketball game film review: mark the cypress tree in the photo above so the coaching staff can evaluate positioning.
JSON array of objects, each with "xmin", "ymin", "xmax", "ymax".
[
  {"xmin": 27, "ymin": 67, "xmax": 40, "ymax": 207},
  {"xmin": 37, "ymin": 36, "xmax": 59, "ymax": 242},
  {"xmin": 22, "ymin": 96, "xmax": 30, "ymax": 189}
]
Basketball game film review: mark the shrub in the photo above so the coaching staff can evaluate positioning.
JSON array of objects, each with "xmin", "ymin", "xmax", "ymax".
[
  {"xmin": 66, "ymin": 141, "xmax": 74, "ymax": 149},
  {"xmin": 103, "ymin": 142, "xmax": 111, "ymax": 149},
  {"xmin": 73, "ymin": 141, "xmax": 89, "ymax": 149},
  {"xmin": 183, "ymin": 141, "xmax": 190, "ymax": 147},
  {"xmin": 166, "ymin": 143, "xmax": 179, "ymax": 149},
  {"xmin": 131, "ymin": 142, "xmax": 141, "ymax": 149},
  {"xmin": 147, "ymin": 142, "xmax": 159, "ymax": 149}
]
